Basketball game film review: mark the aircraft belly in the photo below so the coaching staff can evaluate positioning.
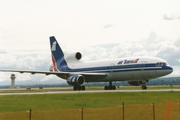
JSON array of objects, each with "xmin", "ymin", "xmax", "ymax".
[
  {"xmin": 85, "ymin": 70, "xmax": 159, "ymax": 82},
  {"xmin": 111, "ymin": 71, "xmax": 143, "ymax": 81},
  {"xmin": 84, "ymin": 73, "xmax": 112, "ymax": 82},
  {"xmin": 114, "ymin": 70, "xmax": 162, "ymax": 81}
]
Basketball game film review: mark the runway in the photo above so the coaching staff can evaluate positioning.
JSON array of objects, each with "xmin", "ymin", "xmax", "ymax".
[{"xmin": 0, "ymin": 89, "xmax": 180, "ymax": 95}]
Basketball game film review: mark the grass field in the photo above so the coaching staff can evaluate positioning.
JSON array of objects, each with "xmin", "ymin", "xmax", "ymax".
[
  {"xmin": 0, "ymin": 89, "xmax": 180, "ymax": 112},
  {"xmin": 0, "ymin": 87, "xmax": 180, "ymax": 119}
]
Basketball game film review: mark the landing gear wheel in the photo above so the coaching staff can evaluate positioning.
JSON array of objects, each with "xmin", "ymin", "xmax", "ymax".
[
  {"xmin": 105, "ymin": 81, "xmax": 114, "ymax": 90},
  {"xmin": 74, "ymin": 86, "xmax": 86, "ymax": 91},
  {"xmin": 78, "ymin": 86, "xmax": 81, "ymax": 90},
  {"xmin": 142, "ymin": 86, "xmax": 147, "ymax": 90},
  {"xmin": 112, "ymin": 86, "xmax": 116, "ymax": 90},
  {"xmin": 105, "ymin": 86, "xmax": 108, "ymax": 90},
  {"xmin": 109, "ymin": 86, "xmax": 112, "ymax": 90},
  {"xmin": 74, "ymin": 86, "xmax": 78, "ymax": 91},
  {"xmin": 104, "ymin": 86, "xmax": 116, "ymax": 90},
  {"xmin": 82, "ymin": 86, "xmax": 85, "ymax": 90}
]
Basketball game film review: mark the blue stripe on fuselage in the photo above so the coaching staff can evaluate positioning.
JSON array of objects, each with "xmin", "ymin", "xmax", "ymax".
[{"xmin": 60, "ymin": 63, "xmax": 171, "ymax": 73}]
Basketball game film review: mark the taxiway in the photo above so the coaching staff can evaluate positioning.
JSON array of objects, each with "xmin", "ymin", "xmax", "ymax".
[{"xmin": 0, "ymin": 89, "xmax": 180, "ymax": 95}]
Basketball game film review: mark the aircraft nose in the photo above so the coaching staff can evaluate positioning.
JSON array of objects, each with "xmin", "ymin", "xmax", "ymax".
[{"xmin": 168, "ymin": 66, "xmax": 173, "ymax": 74}]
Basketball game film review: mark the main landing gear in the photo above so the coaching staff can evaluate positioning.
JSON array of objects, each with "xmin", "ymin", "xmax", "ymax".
[
  {"xmin": 104, "ymin": 81, "xmax": 116, "ymax": 90},
  {"xmin": 142, "ymin": 85, "xmax": 147, "ymax": 90},
  {"xmin": 73, "ymin": 86, "xmax": 85, "ymax": 91}
]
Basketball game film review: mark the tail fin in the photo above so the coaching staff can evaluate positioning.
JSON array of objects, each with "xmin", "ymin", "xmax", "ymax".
[{"xmin": 50, "ymin": 36, "xmax": 69, "ymax": 72}]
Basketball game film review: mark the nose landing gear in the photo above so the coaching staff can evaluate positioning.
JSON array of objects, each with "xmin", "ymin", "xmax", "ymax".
[
  {"xmin": 141, "ymin": 80, "xmax": 148, "ymax": 90},
  {"xmin": 142, "ymin": 85, "xmax": 147, "ymax": 90}
]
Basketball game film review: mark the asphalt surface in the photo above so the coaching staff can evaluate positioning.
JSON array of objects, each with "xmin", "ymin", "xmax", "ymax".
[{"xmin": 0, "ymin": 89, "xmax": 180, "ymax": 95}]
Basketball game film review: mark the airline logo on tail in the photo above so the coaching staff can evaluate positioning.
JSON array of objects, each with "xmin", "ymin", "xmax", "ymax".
[{"xmin": 51, "ymin": 41, "xmax": 57, "ymax": 51}]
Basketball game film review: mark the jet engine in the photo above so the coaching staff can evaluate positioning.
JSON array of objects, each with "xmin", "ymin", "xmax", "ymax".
[
  {"xmin": 49, "ymin": 64, "xmax": 54, "ymax": 72},
  {"xmin": 65, "ymin": 52, "xmax": 82, "ymax": 61},
  {"xmin": 67, "ymin": 75, "xmax": 85, "ymax": 86}
]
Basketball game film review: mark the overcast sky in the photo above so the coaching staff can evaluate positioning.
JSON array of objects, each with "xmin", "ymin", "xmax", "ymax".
[{"xmin": 0, "ymin": 0, "xmax": 180, "ymax": 85}]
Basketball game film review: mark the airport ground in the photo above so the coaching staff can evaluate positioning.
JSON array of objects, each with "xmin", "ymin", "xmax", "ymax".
[
  {"xmin": 0, "ymin": 86, "xmax": 180, "ymax": 112},
  {"xmin": 0, "ymin": 85, "xmax": 180, "ymax": 93},
  {"xmin": 0, "ymin": 86, "xmax": 180, "ymax": 119}
]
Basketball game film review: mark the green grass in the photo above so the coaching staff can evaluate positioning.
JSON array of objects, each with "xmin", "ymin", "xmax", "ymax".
[{"xmin": 0, "ymin": 91, "xmax": 180, "ymax": 112}]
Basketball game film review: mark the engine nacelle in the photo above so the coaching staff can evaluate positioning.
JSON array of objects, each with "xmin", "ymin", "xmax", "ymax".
[
  {"xmin": 128, "ymin": 81, "xmax": 146, "ymax": 86},
  {"xmin": 67, "ymin": 75, "xmax": 85, "ymax": 86},
  {"xmin": 65, "ymin": 52, "xmax": 82, "ymax": 61},
  {"xmin": 49, "ymin": 64, "xmax": 54, "ymax": 72}
]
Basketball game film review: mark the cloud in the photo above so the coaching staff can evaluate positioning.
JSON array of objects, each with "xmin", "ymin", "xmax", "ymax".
[
  {"xmin": 104, "ymin": 24, "xmax": 114, "ymax": 28},
  {"xmin": 0, "ymin": 49, "xmax": 7, "ymax": 54},
  {"xmin": 81, "ymin": 46, "xmax": 109, "ymax": 61},
  {"xmin": 174, "ymin": 38, "xmax": 180, "ymax": 47},
  {"xmin": 163, "ymin": 14, "xmax": 180, "ymax": 20},
  {"xmin": 80, "ymin": 32, "xmax": 180, "ymax": 67},
  {"xmin": 0, "ymin": 54, "xmax": 66, "ymax": 85}
]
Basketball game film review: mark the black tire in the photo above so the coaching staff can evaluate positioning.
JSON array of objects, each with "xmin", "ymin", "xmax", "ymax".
[
  {"xmin": 112, "ymin": 86, "xmax": 116, "ymax": 90},
  {"xmin": 105, "ymin": 86, "xmax": 108, "ymax": 90},
  {"xmin": 82, "ymin": 86, "xmax": 85, "ymax": 90},
  {"xmin": 74, "ymin": 86, "xmax": 77, "ymax": 91},
  {"xmin": 142, "ymin": 86, "xmax": 147, "ymax": 90},
  {"xmin": 109, "ymin": 86, "xmax": 112, "ymax": 90},
  {"xmin": 78, "ymin": 86, "xmax": 81, "ymax": 90}
]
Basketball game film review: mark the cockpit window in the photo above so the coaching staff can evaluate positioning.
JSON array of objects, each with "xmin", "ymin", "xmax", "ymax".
[
  {"xmin": 163, "ymin": 63, "xmax": 167, "ymax": 66},
  {"xmin": 156, "ymin": 63, "xmax": 159, "ymax": 66},
  {"xmin": 156, "ymin": 62, "xmax": 167, "ymax": 66}
]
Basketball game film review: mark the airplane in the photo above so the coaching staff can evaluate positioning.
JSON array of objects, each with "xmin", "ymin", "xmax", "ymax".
[{"xmin": 0, "ymin": 36, "xmax": 173, "ymax": 90}]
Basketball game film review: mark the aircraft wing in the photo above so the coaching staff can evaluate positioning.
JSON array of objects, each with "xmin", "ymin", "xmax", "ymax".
[
  {"xmin": 0, "ymin": 70, "xmax": 68, "ymax": 76},
  {"xmin": 0, "ymin": 70, "xmax": 107, "ymax": 80}
]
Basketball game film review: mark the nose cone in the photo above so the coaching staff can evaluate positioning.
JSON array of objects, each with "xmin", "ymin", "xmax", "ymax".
[
  {"xmin": 156, "ymin": 66, "xmax": 173, "ymax": 78},
  {"xmin": 166, "ymin": 66, "xmax": 173, "ymax": 75}
]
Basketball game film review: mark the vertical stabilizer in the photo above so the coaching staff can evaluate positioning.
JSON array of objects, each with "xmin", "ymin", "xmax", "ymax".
[{"xmin": 50, "ymin": 36, "xmax": 69, "ymax": 72}]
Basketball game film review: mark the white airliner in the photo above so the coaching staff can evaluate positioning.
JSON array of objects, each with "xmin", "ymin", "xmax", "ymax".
[{"xmin": 0, "ymin": 36, "xmax": 173, "ymax": 90}]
